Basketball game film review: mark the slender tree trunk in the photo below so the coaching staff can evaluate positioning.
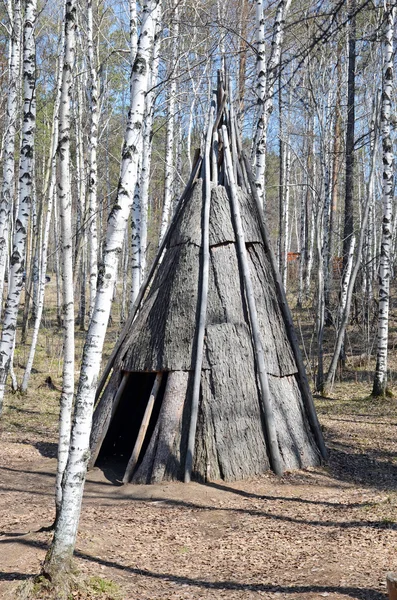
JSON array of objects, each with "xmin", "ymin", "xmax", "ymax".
[
  {"xmin": 324, "ymin": 97, "xmax": 379, "ymax": 393},
  {"xmin": 330, "ymin": 37, "xmax": 342, "ymax": 266},
  {"xmin": 87, "ymin": 0, "xmax": 99, "ymax": 318},
  {"xmin": 53, "ymin": 189, "xmax": 62, "ymax": 327},
  {"xmin": 322, "ymin": 142, "xmax": 332, "ymax": 326},
  {"xmin": 120, "ymin": 228, "xmax": 129, "ymax": 323},
  {"xmin": 130, "ymin": 178, "xmax": 141, "ymax": 306},
  {"xmin": 21, "ymin": 61, "xmax": 62, "ymax": 390},
  {"xmin": 373, "ymin": 3, "xmax": 395, "ymax": 397},
  {"xmin": 0, "ymin": 0, "xmax": 36, "ymax": 413},
  {"xmin": 315, "ymin": 197, "xmax": 325, "ymax": 392},
  {"xmin": 75, "ymin": 71, "xmax": 87, "ymax": 329},
  {"xmin": 297, "ymin": 163, "xmax": 306, "ymax": 307},
  {"xmin": 237, "ymin": 0, "xmax": 249, "ymax": 138},
  {"xmin": 43, "ymin": 1, "xmax": 160, "ymax": 581},
  {"xmin": 129, "ymin": 0, "xmax": 140, "ymax": 304},
  {"xmin": 343, "ymin": 0, "xmax": 356, "ymax": 273},
  {"xmin": 140, "ymin": 13, "xmax": 161, "ymax": 280},
  {"xmin": 254, "ymin": 0, "xmax": 291, "ymax": 208},
  {"xmin": 54, "ymin": 0, "xmax": 77, "ymax": 515},
  {"xmin": 159, "ymin": 0, "xmax": 179, "ymax": 243},
  {"xmin": 0, "ymin": 0, "xmax": 22, "ymax": 315},
  {"xmin": 304, "ymin": 119, "xmax": 316, "ymax": 296}
]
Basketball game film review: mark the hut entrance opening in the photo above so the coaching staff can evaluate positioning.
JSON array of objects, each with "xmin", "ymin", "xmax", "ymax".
[{"xmin": 96, "ymin": 372, "xmax": 168, "ymax": 479}]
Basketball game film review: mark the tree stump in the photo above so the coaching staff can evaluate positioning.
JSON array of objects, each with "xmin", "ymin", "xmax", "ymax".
[{"xmin": 387, "ymin": 573, "xmax": 397, "ymax": 600}]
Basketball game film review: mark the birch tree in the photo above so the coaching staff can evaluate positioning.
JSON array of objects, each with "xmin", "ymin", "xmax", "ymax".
[
  {"xmin": 87, "ymin": 0, "xmax": 99, "ymax": 318},
  {"xmin": 0, "ymin": 0, "xmax": 36, "ymax": 413},
  {"xmin": 372, "ymin": 2, "xmax": 395, "ymax": 397},
  {"xmin": 43, "ymin": 0, "xmax": 160, "ymax": 583},
  {"xmin": 130, "ymin": 0, "xmax": 140, "ymax": 308},
  {"xmin": 159, "ymin": 0, "xmax": 179, "ymax": 243},
  {"xmin": 253, "ymin": 0, "xmax": 291, "ymax": 208},
  {"xmin": 343, "ymin": 0, "xmax": 356, "ymax": 279},
  {"xmin": 0, "ymin": 0, "xmax": 22, "ymax": 314},
  {"xmin": 54, "ymin": 0, "xmax": 77, "ymax": 514},
  {"xmin": 140, "ymin": 15, "xmax": 161, "ymax": 279},
  {"xmin": 21, "ymin": 22, "xmax": 65, "ymax": 392}
]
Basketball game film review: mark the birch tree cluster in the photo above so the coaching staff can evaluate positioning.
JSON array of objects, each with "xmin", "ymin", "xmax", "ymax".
[{"xmin": 0, "ymin": 0, "xmax": 395, "ymax": 591}]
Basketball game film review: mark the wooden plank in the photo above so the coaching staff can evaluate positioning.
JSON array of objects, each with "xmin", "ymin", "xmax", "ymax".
[
  {"xmin": 152, "ymin": 371, "xmax": 189, "ymax": 483},
  {"xmin": 122, "ymin": 373, "xmax": 163, "ymax": 484}
]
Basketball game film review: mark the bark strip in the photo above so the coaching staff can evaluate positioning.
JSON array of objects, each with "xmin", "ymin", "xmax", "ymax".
[
  {"xmin": 123, "ymin": 372, "xmax": 163, "ymax": 483},
  {"xmin": 184, "ymin": 101, "xmax": 214, "ymax": 482},
  {"xmin": 223, "ymin": 126, "xmax": 283, "ymax": 476},
  {"xmin": 243, "ymin": 152, "xmax": 327, "ymax": 460}
]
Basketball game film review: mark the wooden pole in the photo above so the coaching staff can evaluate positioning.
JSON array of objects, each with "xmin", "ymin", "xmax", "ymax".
[
  {"xmin": 242, "ymin": 152, "xmax": 327, "ymax": 461},
  {"xmin": 387, "ymin": 573, "xmax": 397, "ymax": 600},
  {"xmin": 184, "ymin": 101, "xmax": 215, "ymax": 483},
  {"xmin": 95, "ymin": 152, "xmax": 203, "ymax": 403},
  {"xmin": 222, "ymin": 125, "xmax": 283, "ymax": 476},
  {"xmin": 122, "ymin": 372, "xmax": 163, "ymax": 484}
]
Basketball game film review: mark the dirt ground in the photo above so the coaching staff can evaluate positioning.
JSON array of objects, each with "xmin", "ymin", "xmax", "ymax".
[{"xmin": 1, "ymin": 379, "xmax": 397, "ymax": 600}]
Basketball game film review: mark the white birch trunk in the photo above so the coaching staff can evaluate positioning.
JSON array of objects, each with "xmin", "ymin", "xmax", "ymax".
[
  {"xmin": 0, "ymin": 0, "xmax": 22, "ymax": 315},
  {"xmin": 305, "ymin": 126, "xmax": 316, "ymax": 295},
  {"xmin": 254, "ymin": 0, "xmax": 291, "ymax": 208},
  {"xmin": 21, "ymin": 60, "xmax": 62, "ymax": 390},
  {"xmin": 120, "ymin": 228, "xmax": 129, "ymax": 323},
  {"xmin": 129, "ymin": 0, "xmax": 148, "ymax": 304},
  {"xmin": 282, "ymin": 145, "xmax": 290, "ymax": 291},
  {"xmin": 159, "ymin": 0, "xmax": 179, "ymax": 243},
  {"xmin": 339, "ymin": 235, "xmax": 356, "ymax": 322},
  {"xmin": 324, "ymin": 97, "xmax": 379, "ymax": 393},
  {"xmin": 0, "ymin": 0, "xmax": 36, "ymax": 414},
  {"xmin": 53, "ymin": 187, "xmax": 62, "ymax": 327},
  {"xmin": 130, "ymin": 0, "xmax": 137, "ymax": 65},
  {"xmin": 130, "ymin": 178, "xmax": 141, "ymax": 306},
  {"xmin": 140, "ymin": 12, "xmax": 161, "ymax": 280},
  {"xmin": 87, "ymin": 0, "xmax": 99, "ymax": 318},
  {"xmin": 297, "ymin": 176, "xmax": 306, "ymax": 307},
  {"xmin": 44, "ymin": 0, "xmax": 160, "ymax": 577},
  {"xmin": 373, "ymin": 3, "xmax": 395, "ymax": 397},
  {"xmin": 315, "ymin": 197, "xmax": 325, "ymax": 392},
  {"xmin": 75, "ymin": 71, "xmax": 87, "ymax": 326},
  {"xmin": 55, "ymin": 0, "xmax": 77, "ymax": 514}
]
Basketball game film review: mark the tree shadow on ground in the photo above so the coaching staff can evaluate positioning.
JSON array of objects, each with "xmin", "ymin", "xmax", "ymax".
[
  {"xmin": 0, "ymin": 539, "xmax": 386, "ymax": 599},
  {"xmin": 324, "ymin": 431, "xmax": 397, "ymax": 491},
  {"xmin": 201, "ymin": 481, "xmax": 378, "ymax": 508},
  {"xmin": 59, "ymin": 492, "xmax": 397, "ymax": 531},
  {"xmin": 33, "ymin": 441, "xmax": 58, "ymax": 458}
]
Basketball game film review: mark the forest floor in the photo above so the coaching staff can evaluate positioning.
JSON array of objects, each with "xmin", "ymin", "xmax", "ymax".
[
  {"xmin": 1, "ymin": 285, "xmax": 397, "ymax": 600},
  {"xmin": 1, "ymin": 376, "xmax": 397, "ymax": 599}
]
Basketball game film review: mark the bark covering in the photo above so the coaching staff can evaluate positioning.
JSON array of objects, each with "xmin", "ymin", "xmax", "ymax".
[{"xmin": 93, "ymin": 173, "xmax": 322, "ymax": 482}]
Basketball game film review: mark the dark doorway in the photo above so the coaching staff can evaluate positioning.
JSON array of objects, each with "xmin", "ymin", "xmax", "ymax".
[{"xmin": 97, "ymin": 371, "xmax": 168, "ymax": 482}]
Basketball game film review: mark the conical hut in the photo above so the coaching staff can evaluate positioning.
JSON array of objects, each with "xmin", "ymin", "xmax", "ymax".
[{"xmin": 89, "ymin": 79, "xmax": 327, "ymax": 484}]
